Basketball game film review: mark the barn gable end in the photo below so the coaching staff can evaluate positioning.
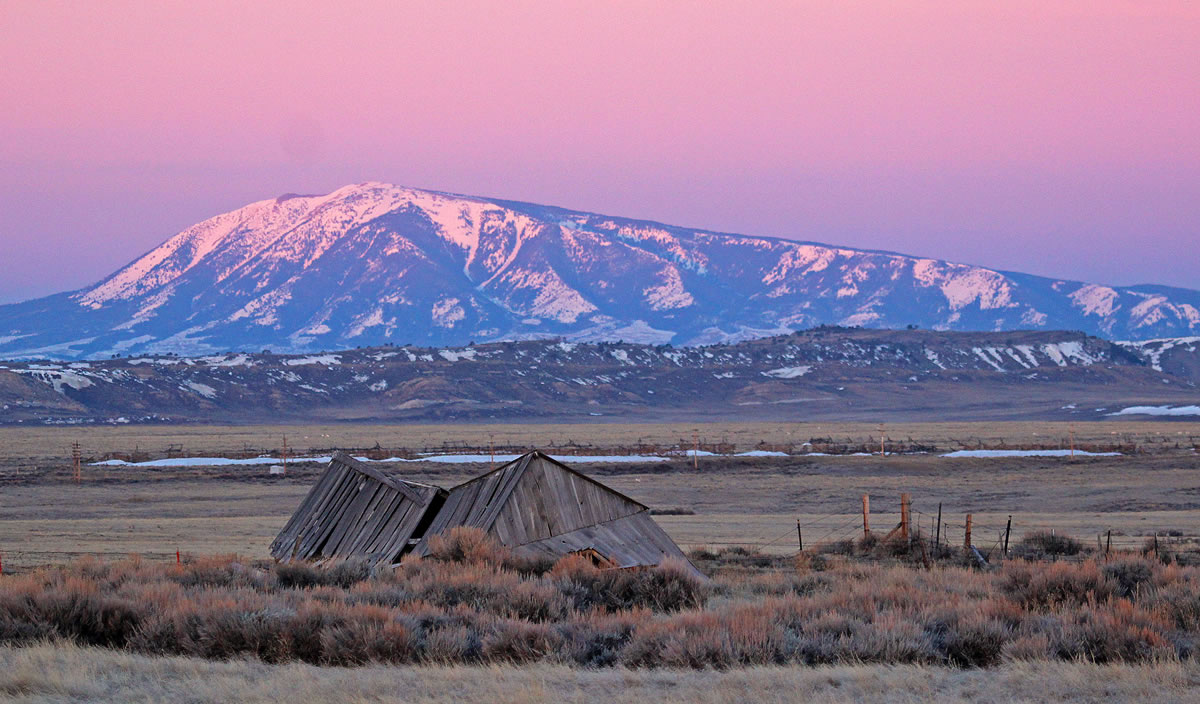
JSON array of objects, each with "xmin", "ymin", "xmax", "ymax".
[{"xmin": 490, "ymin": 453, "xmax": 646, "ymax": 545}]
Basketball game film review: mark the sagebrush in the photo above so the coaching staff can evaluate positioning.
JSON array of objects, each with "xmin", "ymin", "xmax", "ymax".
[{"xmin": 1, "ymin": 529, "xmax": 1198, "ymax": 669}]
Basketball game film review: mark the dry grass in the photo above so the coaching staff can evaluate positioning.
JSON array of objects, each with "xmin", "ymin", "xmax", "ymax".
[
  {"xmin": 0, "ymin": 427, "xmax": 1198, "ymax": 570},
  {"xmin": 2, "ymin": 642, "xmax": 1199, "ymax": 704},
  {"xmin": 2, "ymin": 533, "xmax": 1200, "ymax": 671}
]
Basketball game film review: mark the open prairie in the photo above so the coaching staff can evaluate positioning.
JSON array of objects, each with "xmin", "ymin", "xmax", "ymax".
[{"xmin": 0, "ymin": 421, "xmax": 1197, "ymax": 571}]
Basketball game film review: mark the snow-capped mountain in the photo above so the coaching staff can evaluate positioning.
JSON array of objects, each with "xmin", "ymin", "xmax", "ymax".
[{"xmin": 1, "ymin": 182, "xmax": 1197, "ymax": 360}]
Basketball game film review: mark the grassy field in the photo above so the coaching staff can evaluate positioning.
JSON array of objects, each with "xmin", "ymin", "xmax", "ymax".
[
  {"xmin": 0, "ymin": 422, "xmax": 1198, "ymax": 570},
  {"xmin": 3, "ymin": 642, "xmax": 1198, "ymax": 703},
  {"xmin": 1, "ymin": 421, "xmax": 1198, "ymax": 700}
]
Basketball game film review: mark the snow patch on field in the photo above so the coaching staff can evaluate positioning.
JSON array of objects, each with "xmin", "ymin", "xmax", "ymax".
[
  {"xmin": 93, "ymin": 453, "xmax": 671, "ymax": 467},
  {"xmin": 1108, "ymin": 405, "xmax": 1200, "ymax": 417},
  {"xmin": 942, "ymin": 449, "xmax": 1123, "ymax": 458}
]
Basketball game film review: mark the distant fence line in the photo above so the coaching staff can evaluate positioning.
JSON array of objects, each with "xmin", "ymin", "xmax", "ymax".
[
  {"xmin": 679, "ymin": 495, "xmax": 1200, "ymax": 567},
  {"xmin": 81, "ymin": 435, "xmax": 1199, "ymax": 464},
  {"xmin": 4, "ymin": 518, "xmax": 1200, "ymax": 575}
]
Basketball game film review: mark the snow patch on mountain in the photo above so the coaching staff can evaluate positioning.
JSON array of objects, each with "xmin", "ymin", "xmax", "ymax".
[
  {"xmin": 284, "ymin": 354, "xmax": 342, "ymax": 366},
  {"xmin": 763, "ymin": 365, "xmax": 812, "ymax": 379},
  {"xmin": 183, "ymin": 381, "xmax": 217, "ymax": 399},
  {"xmin": 431, "ymin": 298, "xmax": 466, "ymax": 328},
  {"xmin": 13, "ymin": 368, "xmax": 95, "ymax": 393},
  {"xmin": 1071, "ymin": 284, "xmax": 1120, "ymax": 317},
  {"xmin": 1117, "ymin": 336, "xmax": 1200, "ymax": 372},
  {"xmin": 642, "ymin": 268, "xmax": 694, "ymax": 310}
]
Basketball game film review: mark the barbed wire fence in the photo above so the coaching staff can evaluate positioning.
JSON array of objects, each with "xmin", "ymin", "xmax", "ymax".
[{"xmin": 687, "ymin": 493, "xmax": 1200, "ymax": 569}]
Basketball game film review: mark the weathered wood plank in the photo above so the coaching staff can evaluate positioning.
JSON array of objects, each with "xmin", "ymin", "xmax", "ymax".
[
  {"xmin": 351, "ymin": 489, "xmax": 407, "ymax": 557},
  {"xmin": 297, "ymin": 473, "xmax": 364, "ymax": 557},
  {"xmin": 271, "ymin": 458, "xmax": 343, "ymax": 556},
  {"xmin": 324, "ymin": 480, "xmax": 383, "ymax": 556},
  {"xmin": 288, "ymin": 467, "xmax": 355, "ymax": 559}
]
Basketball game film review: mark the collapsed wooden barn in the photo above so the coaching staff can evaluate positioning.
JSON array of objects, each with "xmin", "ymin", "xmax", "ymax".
[
  {"xmin": 269, "ymin": 453, "xmax": 446, "ymax": 566},
  {"xmin": 271, "ymin": 450, "xmax": 699, "ymax": 575}
]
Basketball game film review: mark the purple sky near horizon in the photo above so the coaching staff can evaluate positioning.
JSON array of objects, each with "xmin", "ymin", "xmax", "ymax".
[{"xmin": 1, "ymin": 1, "xmax": 1197, "ymax": 304}]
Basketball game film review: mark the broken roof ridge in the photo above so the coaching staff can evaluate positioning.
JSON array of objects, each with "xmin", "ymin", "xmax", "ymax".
[
  {"xmin": 329, "ymin": 451, "xmax": 445, "ymax": 502},
  {"xmin": 436, "ymin": 449, "xmax": 647, "ymax": 512}
]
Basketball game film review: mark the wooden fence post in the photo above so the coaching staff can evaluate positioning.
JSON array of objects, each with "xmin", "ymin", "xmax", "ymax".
[
  {"xmin": 862, "ymin": 494, "xmax": 870, "ymax": 536},
  {"xmin": 1106, "ymin": 530, "xmax": 1112, "ymax": 558},
  {"xmin": 1003, "ymin": 516, "xmax": 1012, "ymax": 556},
  {"xmin": 797, "ymin": 519, "xmax": 803, "ymax": 551},
  {"xmin": 935, "ymin": 503, "xmax": 942, "ymax": 549},
  {"xmin": 964, "ymin": 514, "xmax": 972, "ymax": 551},
  {"xmin": 900, "ymin": 493, "xmax": 911, "ymax": 540}
]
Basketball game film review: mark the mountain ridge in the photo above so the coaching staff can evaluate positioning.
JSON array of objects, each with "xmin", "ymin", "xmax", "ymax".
[
  {"xmin": 1, "ymin": 182, "xmax": 1197, "ymax": 361},
  {"xmin": 1, "ymin": 327, "xmax": 1195, "ymax": 425}
]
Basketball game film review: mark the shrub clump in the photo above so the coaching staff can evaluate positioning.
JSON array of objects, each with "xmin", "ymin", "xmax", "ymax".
[
  {"xmin": 1014, "ymin": 531, "xmax": 1085, "ymax": 559},
  {"xmin": 2, "ymin": 533, "xmax": 1198, "ymax": 670}
]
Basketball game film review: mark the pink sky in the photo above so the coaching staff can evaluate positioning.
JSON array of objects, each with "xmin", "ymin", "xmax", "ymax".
[{"xmin": 1, "ymin": 1, "xmax": 1197, "ymax": 302}]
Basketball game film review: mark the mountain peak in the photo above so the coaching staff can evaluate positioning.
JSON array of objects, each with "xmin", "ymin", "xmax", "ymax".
[{"xmin": 0, "ymin": 186, "xmax": 1197, "ymax": 360}]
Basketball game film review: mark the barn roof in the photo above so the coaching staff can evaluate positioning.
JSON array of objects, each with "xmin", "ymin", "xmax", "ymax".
[
  {"xmin": 412, "ymin": 451, "xmax": 700, "ymax": 576},
  {"xmin": 270, "ymin": 452, "xmax": 446, "ymax": 566},
  {"xmin": 517, "ymin": 511, "xmax": 694, "ymax": 569},
  {"xmin": 413, "ymin": 451, "xmax": 647, "ymax": 549}
]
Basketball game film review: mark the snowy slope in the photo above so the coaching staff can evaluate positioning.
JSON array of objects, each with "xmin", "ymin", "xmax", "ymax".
[
  {"xmin": 0, "ymin": 182, "xmax": 1197, "ymax": 360},
  {"xmin": 2, "ymin": 328, "xmax": 1194, "ymax": 425}
]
